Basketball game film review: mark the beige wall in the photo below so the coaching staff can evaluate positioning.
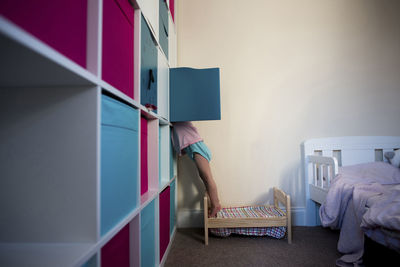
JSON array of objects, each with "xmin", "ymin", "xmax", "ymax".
[{"xmin": 176, "ymin": 0, "xmax": 400, "ymax": 225}]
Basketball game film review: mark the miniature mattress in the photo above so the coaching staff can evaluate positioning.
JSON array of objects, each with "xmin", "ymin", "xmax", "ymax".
[{"xmin": 210, "ymin": 206, "xmax": 287, "ymax": 238}]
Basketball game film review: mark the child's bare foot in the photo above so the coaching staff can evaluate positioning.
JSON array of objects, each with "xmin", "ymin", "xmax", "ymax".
[{"xmin": 209, "ymin": 203, "xmax": 222, "ymax": 217}]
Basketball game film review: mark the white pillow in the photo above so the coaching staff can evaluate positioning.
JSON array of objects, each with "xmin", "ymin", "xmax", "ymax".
[{"xmin": 385, "ymin": 149, "xmax": 400, "ymax": 168}]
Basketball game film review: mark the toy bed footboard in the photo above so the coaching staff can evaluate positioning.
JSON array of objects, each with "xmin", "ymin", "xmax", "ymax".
[{"xmin": 203, "ymin": 187, "xmax": 291, "ymax": 245}]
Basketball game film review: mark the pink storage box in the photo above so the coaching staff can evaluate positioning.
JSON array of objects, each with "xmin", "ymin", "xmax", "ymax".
[
  {"xmin": 169, "ymin": 0, "xmax": 175, "ymax": 21},
  {"xmin": 0, "ymin": 0, "xmax": 88, "ymax": 68},
  {"xmin": 101, "ymin": 223, "xmax": 130, "ymax": 267},
  {"xmin": 140, "ymin": 116, "xmax": 148, "ymax": 195},
  {"xmin": 159, "ymin": 186, "xmax": 170, "ymax": 261},
  {"xmin": 102, "ymin": 0, "xmax": 135, "ymax": 99}
]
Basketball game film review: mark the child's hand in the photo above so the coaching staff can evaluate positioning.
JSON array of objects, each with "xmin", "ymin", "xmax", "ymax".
[{"xmin": 209, "ymin": 204, "xmax": 221, "ymax": 218}]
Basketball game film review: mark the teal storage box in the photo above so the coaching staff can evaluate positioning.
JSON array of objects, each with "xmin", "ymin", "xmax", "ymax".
[
  {"xmin": 141, "ymin": 15, "xmax": 158, "ymax": 112},
  {"xmin": 159, "ymin": 0, "xmax": 169, "ymax": 59},
  {"xmin": 141, "ymin": 200, "xmax": 156, "ymax": 267},
  {"xmin": 169, "ymin": 67, "xmax": 221, "ymax": 122},
  {"xmin": 101, "ymin": 94, "xmax": 139, "ymax": 236}
]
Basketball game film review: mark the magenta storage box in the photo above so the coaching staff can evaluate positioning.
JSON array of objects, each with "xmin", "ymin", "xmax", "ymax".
[
  {"xmin": 101, "ymin": 224, "xmax": 130, "ymax": 267},
  {"xmin": 0, "ymin": 0, "xmax": 87, "ymax": 68},
  {"xmin": 169, "ymin": 0, "xmax": 175, "ymax": 21},
  {"xmin": 141, "ymin": 116, "xmax": 148, "ymax": 195},
  {"xmin": 159, "ymin": 186, "xmax": 170, "ymax": 261},
  {"xmin": 102, "ymin": 0, "xmax": 135, "ymax": 99}
]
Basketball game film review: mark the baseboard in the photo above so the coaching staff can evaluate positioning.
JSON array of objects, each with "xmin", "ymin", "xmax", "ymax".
[
  {"xmin": 177, "ymin": 209, "xmax": 204, "ymax": 228},
  {"xmin": 291, "ymin": 207, "xmax": 307, "ymax": 226},
  {"xmin": 178, "ymin": 207, "xmax": 308, "ymax": 228}
]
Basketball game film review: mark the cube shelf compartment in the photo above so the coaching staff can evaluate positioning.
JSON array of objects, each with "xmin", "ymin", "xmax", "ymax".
[
  {"xmin": 159, "ymin": 186, "xmax": 170, "ymax": 261},
  {"xmin": 0, "ymin": 87, "xmax": 98, "ymax": 243},
  {"xmin": 170, "ymin": 180, "xmax": 177, "ymax": 235},
  {"xmin": 101, "ymin": 94, "xmax": 139, "ymax": 236},
  {"xmin": 140, "ymin": 13, "xmax": 158, "ymax": 112},
  {"xmin": 141, "ymin": 199, "xmax": 157, "ymax": 267},
  {"xmin": 170, "ymin": 127, "xmax": 176, "ymax": 180},
  {"xmin": 159, "ymin": 124, "xmax": 171, "ymax": 188},
  {"xmin": 0, "ymin": 86, "xmax": 98, "ymax": 266},
  {"xmin": 159, "ymin": 0, "xmax": 169, "ymax": 59},
  {"xmin": 102, "ymin": 0, "xmax": 135, "ymax": 99},
  {"xmin": 0, "ymin": 0, "xmax": 178, "ymax": 266},
  {"xmin": 0, "ymin": 18, "xmax": 96, "ymax": 87},
  {"xmin": 0, "ymin": 0, "xmax": 88, "ymax": 68},
  {"xmin": 157, "ymin": 48, "xmax": 170, "ymax": 120},
  {"xmin": 101, "ymin": 224, "xmax": 130, "ymax": 267},
  {"xmin": 82, "ymin": 255, "xmax": 98, "ymax": 267},
  {"xmin": 137, "ymin": 0, "xmax": 159, "ymax": 42},
  {"xmin": 148, "ymin": 118, "xmax": 161, "ymax": 193},
  {"xmin": 169, "ymin": 0, "xmax": 175, "ymax": 22},
  {"xmin": 141, "ymin": 116, "xmax": 149, "ymax": 196}
]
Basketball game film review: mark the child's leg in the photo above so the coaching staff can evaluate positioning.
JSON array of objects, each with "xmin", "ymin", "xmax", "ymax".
[{"xmin": 193, "ymin": 153, "xmax": 221, "ymax": 217}]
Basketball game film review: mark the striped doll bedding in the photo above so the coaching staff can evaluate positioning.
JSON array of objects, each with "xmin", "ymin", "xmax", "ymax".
[{"xmin": 210, "ymin": 205, "xmax": 287, "ymax": 238}]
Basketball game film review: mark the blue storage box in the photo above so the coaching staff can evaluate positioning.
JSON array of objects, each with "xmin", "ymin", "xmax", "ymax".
[
  {"xmin": 141, "ymin": 15, "xmax": 158, "ymax": 112},
  {"xmin": 159, "ymin": 0, "xmax": 169, "ymax": 59},
  {"xmin": 169, "ymin": 67, "xmax": 221, "ymax": 122},
  {"xmin": 101, "ymin": 94, "xmax": 139, "ymax": 236},
  {"xmin": 141, "ymin": 199, "xmax": 156, "ymax": 267}
]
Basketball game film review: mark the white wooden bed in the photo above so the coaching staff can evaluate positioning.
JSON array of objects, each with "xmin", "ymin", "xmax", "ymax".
[
  {"xmin": 203, "ymin": 187, "xmax": 292, "ymax": 245},
  {"xmin": 302, "ymin": 136, "xmax": 400, "ymax": 226}
]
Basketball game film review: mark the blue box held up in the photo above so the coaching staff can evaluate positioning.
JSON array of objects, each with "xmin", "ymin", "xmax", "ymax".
[
  {"xmin": 169, "ymin": 67, "xmax": 221, "ymax": 122},
  {"xmin": 101, "ymin": 94, "xmax": 139, "ymax": 236},
  {"xmin": 141, "ymin": 15, "xmax": 158, "ymax": 112}
]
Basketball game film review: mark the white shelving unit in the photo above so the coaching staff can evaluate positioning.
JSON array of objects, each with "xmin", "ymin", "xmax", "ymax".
[{"xmin": 0, "ymin": 0, "xmax": 178, "ymax": 266}]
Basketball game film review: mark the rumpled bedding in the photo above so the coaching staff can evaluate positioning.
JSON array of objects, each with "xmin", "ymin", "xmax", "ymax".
[
  {"xmin": 361, "ymin": 184, "xmax": 400, "ymax": 252},
  {"xmin": 319, "ymin": 162, "xmax": 400, "ymax": 266}
]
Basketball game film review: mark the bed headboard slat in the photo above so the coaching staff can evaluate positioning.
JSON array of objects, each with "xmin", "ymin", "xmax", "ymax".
[{"xmin": 341, "ymin": 149, "xmax": 375, "ymax": 166}]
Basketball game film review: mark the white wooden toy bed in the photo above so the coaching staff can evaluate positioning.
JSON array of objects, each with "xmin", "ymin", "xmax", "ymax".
[
  {"xmin": 302, "ymin": 136, "xmax": 400, "ymax": 265},
  {"xmin": 203, "ymin": 187, "xmax": 291, "ymax": 245}
]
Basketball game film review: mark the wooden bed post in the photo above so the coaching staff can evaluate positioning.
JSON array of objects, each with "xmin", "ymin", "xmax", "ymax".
[
  {"xmin": 204, "ymin": 195, "xmax": 209, "ymax": 245},
  {"xmin": 286, "ymin": 194, "xmax": 292, "ymax": 244},
  {"xmin": 273, "ymin": 187, "xmax": 292, "ymax": 244}
]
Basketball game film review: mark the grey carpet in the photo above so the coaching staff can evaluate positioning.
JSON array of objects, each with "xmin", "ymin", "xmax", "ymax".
[{"xmin": 164, "ymin": 226, "xmax": 341, "ymax": 267}]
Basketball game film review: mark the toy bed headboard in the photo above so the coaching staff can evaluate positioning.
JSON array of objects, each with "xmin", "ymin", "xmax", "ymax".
[{"xmin": 301, "ymin": 136, "xmax": 400, "ymax": 226}]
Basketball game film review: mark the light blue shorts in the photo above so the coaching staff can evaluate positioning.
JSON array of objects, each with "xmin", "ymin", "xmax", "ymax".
[{"xmin": 183, "ymin": 141, "xmax": 212, "ymax": 162}]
